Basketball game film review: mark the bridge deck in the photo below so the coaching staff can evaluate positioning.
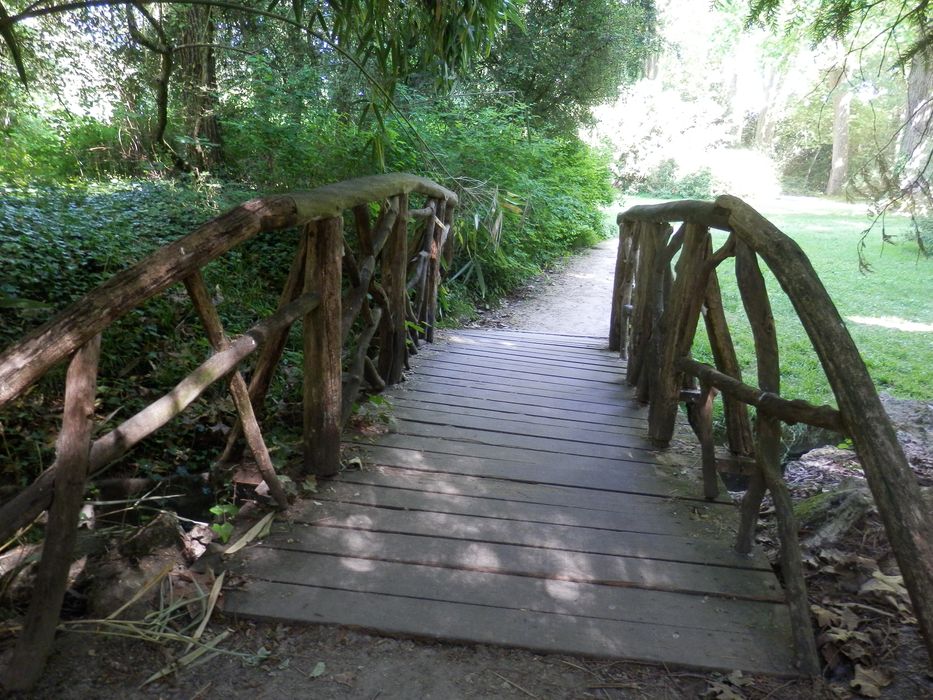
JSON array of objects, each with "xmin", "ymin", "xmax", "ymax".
[{"xmin": 224, "ymin": 329, "xmax": 797, "ymax": 675}]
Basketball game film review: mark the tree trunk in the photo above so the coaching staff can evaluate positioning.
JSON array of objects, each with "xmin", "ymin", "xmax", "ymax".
[
  {"xmin": 825, "ymin": 67, "xmax": 850, "ymax": 196},
  {"xmin": 899, "ymin": 47, "xmax": 933, "ymax": 178},
  {"xmin": 178, "ymin": 6, "xmax": 222, "ymax": 169}
]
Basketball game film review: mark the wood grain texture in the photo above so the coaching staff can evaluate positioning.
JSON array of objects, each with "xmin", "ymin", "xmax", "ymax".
[{"xmin": 227, "ymin": 330, "xmax": 796, "ymax": 675}]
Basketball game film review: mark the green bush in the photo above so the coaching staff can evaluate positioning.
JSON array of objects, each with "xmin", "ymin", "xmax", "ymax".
[
  {"xmin": 392, "ymin": 101, "xmax": 614, "ymax": 302},
  {"xmin": 632, "ymin": 159, "xmax": 714, "ymax": 199}
]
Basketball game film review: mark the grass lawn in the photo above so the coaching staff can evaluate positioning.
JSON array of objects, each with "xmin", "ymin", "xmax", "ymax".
[{"xmin": 624, "ymin": 196, "xmax": 933, "ymax": 405}]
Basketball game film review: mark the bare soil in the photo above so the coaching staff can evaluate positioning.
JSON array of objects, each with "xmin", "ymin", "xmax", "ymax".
[{"xmin": 4, "ymin": 239, "xmax": 932, "ymax": 699}]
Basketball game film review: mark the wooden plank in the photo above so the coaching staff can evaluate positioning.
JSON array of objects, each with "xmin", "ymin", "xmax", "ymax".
[
  {"xmin": 449, "ymin": 329, "xmax": 607, "ymax": 348},
  {"xmin": 386, "ymin": 382, "xmax": 648, "ymax": 430},
  {"xmin": 223, "ymin": 581, "xmax": 796, "ymax": 675},
  {"xmin": 251, "ymin": 520, "xmax": 779, "ymax": 599},
  {"xmin": 442, "ymin": 335, "xmax": 611, "ymax": 356},
  {"xmin": 436, "ymin": 338, "xmax": 625, "ymax": 365},
  {"xmin": 390, "ymin": 417, "xmax": 657, "ymax": 460},
  {"xmin": 361, "ymin": 430, "xmax": 660, "ymax": 467},
  {"xmin": 413, "ymin": 353, "xmax": 625, "ymax": 385},
  {"xmin": 405, "ymin": 368, "xmax": 637, "ymax": 406},
  {"xmin": 336, "ymin": 466, "xmax": 727, "ymax": 518},
  {"xmin": 315, "ymin": 480, "xmax": 735, "ymax": 536},
  {"xmin": 390, "ymin": 404, "xmax": 648, "ymax": 446},
  {"xmin": 233, "ymin": 548, "xmax": 788, "ymax": 634},
  {"xmin": 413, "ymin": 353, "xmax": 625, "ymax": 386},
  {"xmin": 412, "ymin": 357, "xmax": 626, "ymax": 390},
  {"xmin": 420, "ymin": 343, "xmax": 626, "ymax": 374},
  {"xmin": 394, "ymin": 380, "xmax": 648, "ymax": 420},
  {"xmin": 388, "ymin": 394, "xmax": 648, "ymax": 430},
  {"xmin": 288, "ymin": 500, "xmax": 761, "ymax": 569},
  {"xmin": 349, "ymin": 444, "xmax": 680, "ymax": 497}
]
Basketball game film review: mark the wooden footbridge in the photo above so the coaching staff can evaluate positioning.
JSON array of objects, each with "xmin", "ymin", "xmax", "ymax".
[
  {"xmin": 224, "ymin": 328, "xmax": 797, "ymax": 674},
  {"xmin": 1, "ymin": 174, "xmax": 932, "ymax": 690}
]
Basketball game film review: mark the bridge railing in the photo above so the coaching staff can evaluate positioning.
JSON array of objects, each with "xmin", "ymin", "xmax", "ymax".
[
  {"xmin": 0, "ymin": 173, "xmax": 457, "ymax": 690},
  {"xmin": 611, "ymin": 195, "xmax": 933, "ymax": 673}
]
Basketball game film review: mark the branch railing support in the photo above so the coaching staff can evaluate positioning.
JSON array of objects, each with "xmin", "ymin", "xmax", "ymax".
[
  {"xmin": 0, "ymin": 173, "xmax": 458, "ymax": 690},
  {"xmin": 612, "ymin": 194, "xmax": 933, "ymax": 673}
]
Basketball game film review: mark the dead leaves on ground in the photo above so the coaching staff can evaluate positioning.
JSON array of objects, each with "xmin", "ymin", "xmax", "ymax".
[{"xmin": 805, "ymin": 548, "xmax": 913, "ymax": 696}]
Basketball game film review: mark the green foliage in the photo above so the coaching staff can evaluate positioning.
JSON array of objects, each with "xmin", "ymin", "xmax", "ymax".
[
  {"xmin": 0, "ymin": 178, "xmax": 293, "ymax": 490},
  {"xmin": 209, "ymin": 502, "xmax": 239, "ymax": 543},
  {"xmin": 630, "ymin": 159, "xmax": 715, "ymax": 199},
  {"xmin": 685, "ymin": 199, "xmax": 933, "ymax": 406},
  {"xmin": 392, "ymin": 100, "xmax": 615, "ymax": 300},
  {"xmin": 481, "ymin": 0, "xmax": 658, "ymax": 134},
  {"xmin": 747, "ymin": 0, "xmax": 931, "ymax": 66}
]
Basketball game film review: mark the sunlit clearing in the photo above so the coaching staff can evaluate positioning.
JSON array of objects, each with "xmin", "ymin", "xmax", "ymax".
[{"xmin": 848, "ymin": 316, "xmax": 933, "ymax": 333}]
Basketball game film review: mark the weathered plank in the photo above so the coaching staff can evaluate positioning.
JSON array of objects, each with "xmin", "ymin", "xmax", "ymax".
[
  {"xmin": 335, "ymin": 466, "xmax": 718, "ymax": 518},
  {"xmin": 389, "ymin": 417, "xmax": 656, "ymax": 460},
  {"xmin": 389, "ymin": 404, "xmax": 648, "ymax": 443},
  {"xmin": 349, "ymin": 444, "xmax": 680, "ymax": 497},
  {"xmin": 398, "ymin": 377, "xmax": 647, "ymax": 417},
  {"xmin": 234, "ymin": 549, "xmax": 787, "ymax": 633},
  {"xmin": 350, "ymin": 433, "xmax": 661, "ymax": 469},
  {"xmin": 414, "ymin": 353, "xmax": 626, "ymax": 385},
  {"xmin": 431, "ymin": 341, "xmax": 628, "ymax": 370},
  {"xmin": 227, "ymin": 330, "xmax": 795, "ymax": 675},
  {"xmin": 315, "ymin": 480, "xmax": 732, "ymax": 536},
  {"xmin": 403, "ymin": 369, "xmax": 638, "ymax": 406},
  {"xmin": 255, "ymin": 520, "xmax": 779, "ymax": 600},
  {"xmin": 288, "ymin": 501, "xmax": 761, "ymax": 569},
  {"xmin": 387, "ymin": 394, "xmax": 648, "ymax": 430},
  {"xmin": 224, "ymin": 581, "xmax": 795, "ymax": 675},
  {"xmin": 412, "ymin": 360, "xmax": 626, "ymax": 392},
  {"xmin": 449, "ymin": 329, "xmax": 606, "ymax": 347}
]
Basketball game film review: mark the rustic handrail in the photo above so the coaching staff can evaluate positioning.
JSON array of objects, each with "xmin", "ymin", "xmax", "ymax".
[
  {"xmin": 0, "ymin": 173, "xmax": 457, "ymax": 691},
  {"xmin": 611, "ymin": 195, "xmax": 933, "ymax": 674}
]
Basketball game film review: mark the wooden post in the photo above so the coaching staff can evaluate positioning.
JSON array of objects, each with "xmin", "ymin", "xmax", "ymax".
[
  {"xmin": 184, "ymin": 272, "xmax": 289, "ymax": 508},
  {"xmin": 1, "ymin": 335, "xmax": 101, "ymax": 693},
  {"xmin": 634, "ymin": 223, "xmax": 674, "ymax": 405},
  {"xmin": 648, "ymin": 224, "xmax": 711, "ymax": 445},
  {"xmin": 626, "ymin": 222, "xmax": 654, "ymax": 389},
  {"xmin": 0, "ymin": 294, "xmax": 319, "ymax": 546},
  {"xmin": 218, "ymin": 235, "xmax": 308, "ymax": 466},
  {"xmin": 685, "ymin": 383, "xmax": 719, "ymax": 500},
  {"xmin": 341, "ymin": 308, "xmax": 383, "ymax": 426},
  {"xmin": 378, "ymin": 194, "xmax": 409, "ymax": 385},
  {"xmin": 702, "ymin": 270, "xmax": 756, "ymax": 458},
  {"xmin": 352, "ymin": 203, "xmax": 374, "ymax": 257},
  {"xmin": 302, "ymin": 217, "xmax": 343, "ymax": 477},
  {"xmin": 735, "ymin": 241, "xmax": 819, "ymax": 675},
  {"xmin": 412, "ymin": 199, "xmax": 438, "ymax": 339},
  {"xmin": 609, "ymin": 220, "xmax": 632, "ymax": 352},
  {"xmin": 425, "ymin": 200, "xmax": 447, "ymax": 343}
]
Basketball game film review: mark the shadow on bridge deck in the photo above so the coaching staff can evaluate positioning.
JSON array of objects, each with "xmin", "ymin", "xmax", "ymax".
[{"xmin": 224, "ymin": 329, "xmax": 797, "ymax": 675}]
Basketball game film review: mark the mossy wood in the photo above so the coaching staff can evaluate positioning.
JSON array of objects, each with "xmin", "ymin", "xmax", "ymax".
[{"xmin": 613, "ymin": 194, "xmax": 933, "ymax": 671}]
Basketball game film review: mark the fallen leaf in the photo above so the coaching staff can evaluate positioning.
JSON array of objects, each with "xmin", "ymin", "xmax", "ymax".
[
  {"xmin": 812, "ymin": 604, "xmax": 842, "ymax": 629},
  {"xmin": 308, "ymin": 661, "xmax": 326, "ymax": 678},
  {"xmin": 850, "ymin": 664, "xmax": 891, "ymax": 698}
]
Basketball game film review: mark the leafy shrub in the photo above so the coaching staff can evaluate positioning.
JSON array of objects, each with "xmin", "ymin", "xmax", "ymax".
[{"xmin": 631, "ymin": 159, "xmax": 714, "ymax": 199}]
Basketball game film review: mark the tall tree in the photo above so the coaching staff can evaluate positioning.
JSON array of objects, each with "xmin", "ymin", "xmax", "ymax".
[
  {"xmin": 0, "ymin": 0, "xmax": 522, "ymax": 168},
  {"xmin": 482, "ymin": 0, "xmax": 658, "ymax": 133},
  {"xmin": 825, "ymin": 64, "xmax": 851, "ymax": 195}
]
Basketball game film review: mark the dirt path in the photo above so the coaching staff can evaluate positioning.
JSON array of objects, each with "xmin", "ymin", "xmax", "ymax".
[
  {"xmin": 20, "ymin": 240, "xmax": 843, "ymax": 700},
  {"xmin": 474, "ymin": 238, "xmax": 617, "ymax": 337}
]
